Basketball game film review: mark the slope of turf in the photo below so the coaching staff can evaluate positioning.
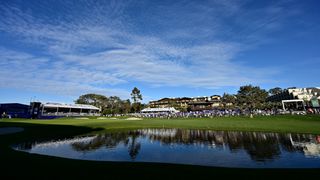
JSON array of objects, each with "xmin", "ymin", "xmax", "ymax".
[
  {"xmin": 0, "ymin": 115, "xmax": 319, "ymax": 179},
  {"xmin": 3, "ymin": 115, "xmax": 320, "ymax": 134}
]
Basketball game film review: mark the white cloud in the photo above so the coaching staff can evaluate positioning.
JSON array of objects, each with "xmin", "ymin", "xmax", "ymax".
[
  {"xmin": 0, "ymin": 48, "xmax": 129, "ymax": 98},
  {"xmin": 0, "ymin": 0, "xmax": 300, "ymax": 98}
]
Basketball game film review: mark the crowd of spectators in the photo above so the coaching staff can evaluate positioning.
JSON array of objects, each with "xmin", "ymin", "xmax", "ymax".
[{"xmin": 132, "ymin": 108, "xmax": 286, "ymax": 118}]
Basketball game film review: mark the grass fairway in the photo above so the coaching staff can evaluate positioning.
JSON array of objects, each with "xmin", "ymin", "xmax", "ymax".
[
  {"xmin": 0, "ymin": 115, "xmax": 319, "ymax": 179},
  {"xmin": 4, "ymin": 115, "xmax": 320, "ymax": 134}
]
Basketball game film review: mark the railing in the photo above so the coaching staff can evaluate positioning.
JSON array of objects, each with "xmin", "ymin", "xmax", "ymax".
[{"xmin": 42, "ymin": 112, "xmax": 100, "ymax": 116}]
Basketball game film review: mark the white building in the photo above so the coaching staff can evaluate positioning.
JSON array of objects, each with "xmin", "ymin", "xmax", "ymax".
[
  {"xmin": 37, "ymin": 102, "xmax": 100, "ymax": 117},
  {"xmin": 288, "ymin": 88, "xmax": 320, "ymax": 101},
  {"xmin": 266, "ymin": 87, "xmax": 320, "ymax": 111}
]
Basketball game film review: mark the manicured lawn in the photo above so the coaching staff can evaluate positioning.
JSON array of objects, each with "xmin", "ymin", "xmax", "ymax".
[
  {"xmin": 0, "ymin": 115, "xmax": 319, "ymax": 179},
  {"xmin": 4, "ymin": 115, "xmax": 320, "ymax": 134}
]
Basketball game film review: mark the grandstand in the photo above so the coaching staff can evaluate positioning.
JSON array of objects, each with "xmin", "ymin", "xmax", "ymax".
[
  {"xmin": 0, "ymin": 103, "xmax": 30, "ymax": 118},
  {"xmin": 31, "ymin": 102, "xmax": 100, "ymax": 118}
]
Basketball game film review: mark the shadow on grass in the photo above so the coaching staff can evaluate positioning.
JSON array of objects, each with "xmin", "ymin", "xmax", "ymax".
[
  {"xmin": 0, "ymin": 121, "xmax": 102, "ymax": 145},
  {"xmin": 0, "ymin": 121, "xmax": 319, "ymax": 179}
]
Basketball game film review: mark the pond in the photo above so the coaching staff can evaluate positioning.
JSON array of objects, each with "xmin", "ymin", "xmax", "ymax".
[{"xmin": 14, "ymin": 129, "xmax": 320, "ymax": 168}]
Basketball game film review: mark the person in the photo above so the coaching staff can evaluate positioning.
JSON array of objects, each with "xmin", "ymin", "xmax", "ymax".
[
  {"xmin": 307, "ymin": 108, "xmax": 314, "ymax": 114},
  {"xmin": 315, "ymin": 135, "xmax": 320, "ymax": 143},
  {"xmin": 2, "ymin": 112, "xmax": 7, "ymax": 118}
]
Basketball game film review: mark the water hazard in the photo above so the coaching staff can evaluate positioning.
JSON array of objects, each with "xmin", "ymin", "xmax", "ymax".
[{"xmin": 14, "ymin": 129, "xmax": 320, "ymax": 168}]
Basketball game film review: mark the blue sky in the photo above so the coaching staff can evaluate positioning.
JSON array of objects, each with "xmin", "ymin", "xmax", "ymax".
[{"xmin": 0, "ymin": 0, "xmax": 319, "ymax": 104}]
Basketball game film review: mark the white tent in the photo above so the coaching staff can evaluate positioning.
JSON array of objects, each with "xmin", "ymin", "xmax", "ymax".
[
  {"xmin": 282, "ymin": 99, "xmax": 305, "ymax": 111},
  {"xmin": 141, "ymin": 107, "xmax": 179, "ymax": 113}
]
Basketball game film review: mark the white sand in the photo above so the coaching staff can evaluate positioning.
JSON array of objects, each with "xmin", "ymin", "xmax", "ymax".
[
  {"xmin": 0, "ymin": 127, "xmax": 24, "ymax": 135},
  {"xmin": 75, "ymin": 117, "xmax": 89, "ymax": 119},
  {"xmin": 96, "ymin": 117, "xmax": 142, "ymax": 120},
  {"xmin": 97, "ymin": 117, "xmax": 108, "ymax": 119},
  {"xmin": 125, "ymin": 117, "xmax": 142, "ymax": 120},
  {"xmin": 97, "ymin": 117, "xmax": 119, "ymax": 120},
  {"xmin": 97, "ymin": 117, "xmax": 115, "ymax": 119}
]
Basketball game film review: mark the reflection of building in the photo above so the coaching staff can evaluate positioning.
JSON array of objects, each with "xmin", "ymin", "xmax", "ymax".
[
  {"xmin": 289, "ymin": 134, "xmax": 320, "ymax": 157},
  {"xmin": 149, "ymin": 95, "xmax": 221, "ymax": 111},
  {"xmin": 19, "ymin": 129, "xmax": 320, "ymax": 163},
  {"xmin": 304, "ymin": 144, "xmax": 320, "ymax": 157}
]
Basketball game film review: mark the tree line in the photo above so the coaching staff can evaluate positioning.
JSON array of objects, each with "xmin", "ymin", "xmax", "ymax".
[
  {"xmin": 75, "ymin": 87, "xmax": 144, "ymax": 115},
  {"xmin": 75, "ymin": 85, "xmax": 286, "ymax": 115},
  {"xmin": 221, "ymin": 85, "xmax": 286, "ymax": 110}
]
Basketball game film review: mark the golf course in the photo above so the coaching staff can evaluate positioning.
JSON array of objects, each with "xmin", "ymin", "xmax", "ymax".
[{"xmin": 1, "ymin": 115, "xmax": 319, "ymax": 179}]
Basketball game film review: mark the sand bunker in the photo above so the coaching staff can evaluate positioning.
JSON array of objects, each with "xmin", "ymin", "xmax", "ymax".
[
  {"xmin": 0, "ymin": 127, "xmax": 24, "ymax": 135},
  {"xmin": 97, "ymin": 117, "xmax": 116, "ymax": 120},
  {"xmin": 97, "ymin": 117, "xmax": 119, "ymax": 120},
  {"xmin": 75, "ymin": 117, "xmax": 89, "ymax": 119},
  {"xmin": 125, "ymin": 117, "xmax": 142, "ymax": 120},
  {"xmin": 97, "ymin": 117, "xmax": 108, "ymax": 119},
  {"xmin": 96, "ymin": 117, "xmax": 142, "ymax": 120}
]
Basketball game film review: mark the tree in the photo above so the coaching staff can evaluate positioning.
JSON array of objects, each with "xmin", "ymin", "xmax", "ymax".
[
  {"xmin": 221, "ymin": 93, "xmax": 236, "ymax": 108},
  {"xmin": 120, "ymin": 99, "xmax": 131, "ymax": 114},
  {"xmin": 75, "ymin": 93, "xmax": 108, "ymax": 111},
  {"xmin": 264, "ymin": 101, "xmax": 282, "ymax": 109},
  {"xmin": 236, "ymin": 85, "xmax": 268, "ymax": 110},
  {"xmin": 131, "ymin": 87, "xmax": 142, "ymax": 103},
  {"xmin": 131, "ymin": 87, "xmax": 143, "ymax": 112},
  {"xmin": 268, "ymin": 87, "xmax": 283, "ymax": 96},
  {"xmin": 104, "ymin": 96, "xmax": 122, "ymax": 115},
  {"xmin": 75, "ymin": 94, "xmax": 131, "ymax": 115}
]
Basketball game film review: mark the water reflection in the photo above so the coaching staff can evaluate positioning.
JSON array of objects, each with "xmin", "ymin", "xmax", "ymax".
[
  {"xmin": 67, "ymin": 129, "xmax": 320, "ymax": 161},
  {"xmin": 15, "ymin": 129, "xmax": 320, "ymax": 168}
]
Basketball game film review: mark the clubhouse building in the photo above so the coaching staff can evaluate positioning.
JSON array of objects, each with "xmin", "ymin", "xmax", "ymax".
[{"xmin": 149, "ymin": 95, "xmax": 221, "ymax": 111}]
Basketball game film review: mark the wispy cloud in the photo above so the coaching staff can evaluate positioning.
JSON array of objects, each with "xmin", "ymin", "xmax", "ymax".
[
  {"xmin": 0, "ymin": 0, "xmax": 301, "ymax": 99},
  {"xmin": 0, "ymin": 48, "xmax": 129, "ymax": 98}
]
